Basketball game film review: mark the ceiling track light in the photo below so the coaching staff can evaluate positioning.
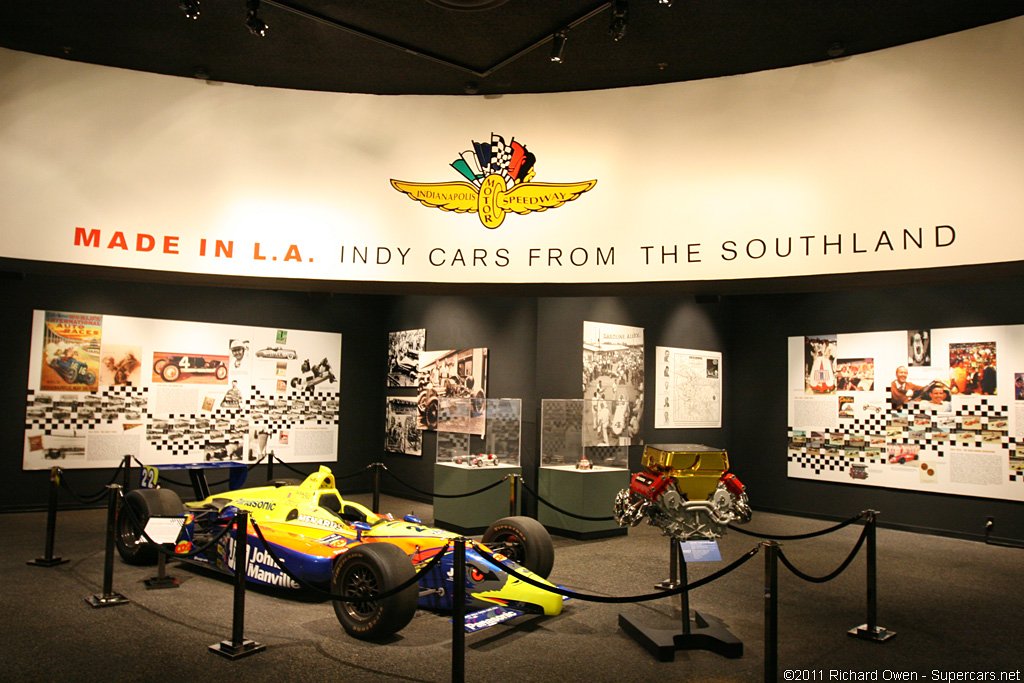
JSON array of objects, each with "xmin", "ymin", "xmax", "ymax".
[
  {"xmin": 658, "ymin": 0, "xmax": 673, "ymax": 6},
  {"xmin": 609, "ymin": 0, "xmax": 628, "ymax": 42},
  {"xmin": 550, "ymin": 31, "xmax": 567, "ymax": 63},
  {"xmin": 179, "ymin": 0, "xmax": 200, "ymax": 20},
  {"xmin": 246, "ymin": 0, "xmax": 268, "ymax": 37}
]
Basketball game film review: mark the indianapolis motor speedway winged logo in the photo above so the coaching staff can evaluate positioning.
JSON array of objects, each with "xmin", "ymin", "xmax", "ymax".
[{"xmin": 390, "ymin": 134, "xmax": 597, "ymax": 229}]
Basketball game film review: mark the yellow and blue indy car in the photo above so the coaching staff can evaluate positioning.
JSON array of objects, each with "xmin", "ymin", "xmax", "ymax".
[{"xmin": 115, "ymin": 466, "xmax": 563, "ymax": 639}]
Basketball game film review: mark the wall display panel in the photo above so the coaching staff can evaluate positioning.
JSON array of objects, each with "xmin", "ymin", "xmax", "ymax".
[
  {"xmin": 416, "ymin": 348, "xmax": 488, "ymax": 433},
  {"xmin": 583, "ymin": 322, "xmax": 644, "ymax": 445},
  {"xmin": 387, "ymin": 329, "xmax": 425, "ymax": 388},
  {"xmin": 24, "ymin": 310, "xmax": 341, "ymax": 470},
  {"xmin": 654, "ymin": 346, "xmax": 722, "ymax": 429},
  {"xmin": 787, "ymin": 325, "xmax": 1024, "ymax": 502}
]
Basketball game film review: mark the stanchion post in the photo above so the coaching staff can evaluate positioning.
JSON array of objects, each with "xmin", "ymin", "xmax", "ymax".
[
  {"xmin": 86, "ymin": 485, "xmax": 129, "ymax": 607},
  {"xmin": 848, "ymin": 510, "xmax": 896, "ymax": 642},
  {"xmin": 508, "ymin": 474, "xmax": 517, "ymax": 518},
  {"xmin": 452, "ymin": 537, "xmax": 466, "ymax": 683},
  {"xmin": 122, "ymin": 454, "xmax": 132, "ymax": 491},
  {"xmin": 764, "ymin": 540, "xmax": 779, "ymax": 683},
  {"xmin": 210, "ymin": 510, "xmax": 265, "ymax": 659},
  {"xmin": 373, "ymin": 463, "xmax": 381, "ymax": 514},
  {"xmin": 267, "ymin": 452, "xmax": 275, "ymax": 482},
  {"xmin": 28, "ymin": 467, "xmax": 69, "ymax": 567}
]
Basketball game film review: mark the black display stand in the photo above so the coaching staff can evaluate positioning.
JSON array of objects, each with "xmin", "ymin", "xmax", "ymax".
[
  {"xmin": 144, "ymin": 549, "xmax": 179, "ymax": 589},
  {"xmin": 619, "ymin": 538, "xmax": 742, "ymax": 662}
]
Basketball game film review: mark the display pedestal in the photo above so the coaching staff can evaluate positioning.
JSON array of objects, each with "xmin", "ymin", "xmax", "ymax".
[
  {"xmin": 537, "ymin": 467, "xmax": 629, "ymax": 539},
  {"xmin": 620, "ymin": 540, "xmax": 742, "ymax": 662},
  {"xmin": 618, "ymin": 610, "xmax": 743, "ymax": 662},
  {"xmin": 433, "ymin": 464, "xmax": 521, "ymax": 535}
]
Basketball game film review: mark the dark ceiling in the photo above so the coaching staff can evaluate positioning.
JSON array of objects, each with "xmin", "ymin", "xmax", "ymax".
[{"xmin": 1, "ymin": 1, "xmax": 1022, "ymax": 96}]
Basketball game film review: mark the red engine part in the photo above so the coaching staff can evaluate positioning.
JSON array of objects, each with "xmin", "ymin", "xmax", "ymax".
[
  {"xmin": 629, "ymin": 471, "xmax": 672, "ymax": 501},
  {"xmin": 720, "ymin": 472, "xmax": 745, "ymax": 497}
]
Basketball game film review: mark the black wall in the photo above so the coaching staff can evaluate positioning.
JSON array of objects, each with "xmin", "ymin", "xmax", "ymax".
[{"xmin": 2, "ymin": 265, "xmax": 1022, "ymax": 543}]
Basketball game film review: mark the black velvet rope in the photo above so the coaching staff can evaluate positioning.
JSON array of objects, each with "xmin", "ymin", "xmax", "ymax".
[
  {"xmin": 381, "ymin": 465, "xmax": 511, "ymax": 499},
  {"xmin": 474, "ymin": 543, "xmax": 761, "ymax": 604},
  {"xmin": 57, "ymin": 461, "xmax": 126, "ymax": 504},
  {"xmin": 517, "ymin": 477, "xmax": 616, "ymax": 522},
  {"xmin": 727, "ymin": 511, "xmax": 866, "ymax": 540},
  {"xmin": 776, "ymin": 523, "xmax": 869, "ymax": 583}
]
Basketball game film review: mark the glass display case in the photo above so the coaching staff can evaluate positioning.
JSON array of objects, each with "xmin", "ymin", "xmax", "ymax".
[
  {"xmin": 436, "ymin": 398, "xmax": 521, "ymax": 468},
  {"xmin": 538, "ymin": 399, "xmax": 630, "ymax": 539},
  {"xmin": 540, "ymin": 398, "xmax": 629, "ymax": 470}
]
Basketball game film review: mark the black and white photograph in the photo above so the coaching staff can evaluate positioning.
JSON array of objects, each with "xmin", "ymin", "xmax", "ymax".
[
  {"xmin": 908, "ymin": 329, "xmax": 931, "ymax": 367},
  {"xmin": 582, "ymin": 321, "xmax": 644, "ymax": 445},
  {"xmin": 385, "ymin": 397, "xmax": 421, "ymax": 456},
  {"xmin": 387, "ymin": 329, "xmax": 425, "ymax": 387},
  {"xmin": 416, "ymin": 348, "xmax": 488, "ymax": 431}
]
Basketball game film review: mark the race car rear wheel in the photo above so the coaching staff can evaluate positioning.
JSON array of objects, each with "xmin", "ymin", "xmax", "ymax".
[
  {"xmin": 116, "ymin": 488, "xmax": 184, "ymax": 565},
  {"xmin": 161, "ymin": 363, "xmax": 181, "ymax": 382},
  {"xmin": 332, "ymin": 543, "xmax": 418, "ymax": 640},
  {"xmin": 481, "ymin": 516, "xmax": 555, "ymax": 579}
]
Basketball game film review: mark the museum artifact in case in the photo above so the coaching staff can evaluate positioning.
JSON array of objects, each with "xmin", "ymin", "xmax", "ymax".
[
  {"xmin": 538, "ymin": 399, "xmax": 630, "ymax": 538},
  {"xmin": 435, "ymin": 398, "xmax": 521, "ymax": 468},
  {"xmin": 540, "ymin": 399, "xmax": 629, "ymax": 470},
  {"xmin": 433, "ymin": 398, "xmax": 522, "ymax": 533}
]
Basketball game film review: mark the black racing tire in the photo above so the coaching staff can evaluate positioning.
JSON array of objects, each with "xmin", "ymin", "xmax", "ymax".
[
  {"xmin": 161, "ymin": 363, "xmax": 181, "ymax": 382},
  {"xmin": 153, "ymin": 358, "xmax": 168, "ymax": 375},
  {"xmin": 331, "ymin": 543, "xmax": 418, "ymax": 640},
  {"xmin": 481, "ymin": 516, "xmax": 555, "ymax": 579},
  {"xmin": 214, "ymin": 364, "xmax": 228, "ymax": 380},
  {"xmin": 116, "ymin": 488, "xmax": 184, "ymax": 565}
]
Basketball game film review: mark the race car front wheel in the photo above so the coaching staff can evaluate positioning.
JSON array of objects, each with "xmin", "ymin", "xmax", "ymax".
[
  {"xmin": 332, "ymin": 543, "xmax": 418, "ymax": 640},
  {"xmin": 481, "ymin": 516, "xmax": 555, "ymax": 579},
  {"xmin": 116, "ymin": 488, "xmax": 184, "ymax": 565}
]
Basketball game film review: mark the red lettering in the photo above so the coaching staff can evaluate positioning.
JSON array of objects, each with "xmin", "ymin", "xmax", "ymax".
[
  {"xmin": 254, "ymin": 243, "xmax": 266, "ymax": 261},
  {"xmin": 107, "ymin": 232, "xmax": 128, "ymax": 250},
  {"xmin": 283, "ymin": 245, "xmax": 301, "ymax": 262},
  {"xmin": 163, "ymin": 236, "xmax": 179, "ymax": 254},
  {"xmin": 74, "ymin": 227, "xmax": 100, "ymax": 247},
  {"xmin": 136, "ymin": 234, "xmax": 155, "ymax": 252}
]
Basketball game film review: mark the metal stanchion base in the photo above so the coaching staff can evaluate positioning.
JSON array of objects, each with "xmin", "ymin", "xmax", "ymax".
[
  {"xmin": 86, "ymin": 593, "xmax": 130, "ymax": 608},
  {"xmin": 209, "ymin": 639, "xmax": 266, "ymax": 660},
  {"xmin": 27, "ymin": 557, "xmax": 69, "ymax": 567},
  {"xmin": 619, "ymin": 610, "xmax": 743, "ymax": 662},
  {"xmin": 848, "ymin": 624, "xmax": 896, "ymax": 642},
  {"xmin": 144, "ymin": 575, "xmax": 179, "ymax": 589}
]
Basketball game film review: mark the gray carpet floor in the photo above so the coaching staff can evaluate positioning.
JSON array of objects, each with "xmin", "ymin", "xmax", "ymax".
[{"xmin": 3, "ymin": 494, "xmax": 1021, "ymax": 683}]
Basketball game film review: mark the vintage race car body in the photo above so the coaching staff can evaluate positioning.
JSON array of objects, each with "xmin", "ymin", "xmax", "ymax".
[{"xmin": 117, "ymin": 466, "xmax": 561, "ymax": 639}]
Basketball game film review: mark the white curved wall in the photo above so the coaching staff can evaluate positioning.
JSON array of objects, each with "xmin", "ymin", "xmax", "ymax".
[{"xmin": 1, "ymin": 17, "xmax": 1022, "ymax": 285}]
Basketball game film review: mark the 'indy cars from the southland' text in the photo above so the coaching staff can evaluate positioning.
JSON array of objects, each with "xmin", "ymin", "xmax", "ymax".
[{"xmin": 116, "ymin": 466, "xmax": 563, "ymax": 639}]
